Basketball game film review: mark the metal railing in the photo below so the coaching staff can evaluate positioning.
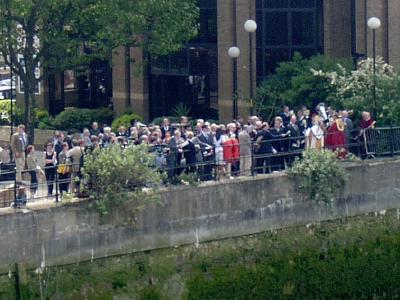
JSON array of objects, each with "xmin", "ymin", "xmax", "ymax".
[{"xmin": 1, "ymin": 127, "xmax": 400, "ymax": 209}]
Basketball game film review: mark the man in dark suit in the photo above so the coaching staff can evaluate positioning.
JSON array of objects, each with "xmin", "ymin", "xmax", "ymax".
[
  {"xmin": 161, "ymin": 118, "xmax": 172, "ymax": 140},
  {"xmin": 278, "ymin": 105, "xmax": 291, "ymax": 127},
  {"xmin": 254, "ymin": 123, "xmax": 273, "ymax": 174},
  {"xmin": 198, "ymin": 125, "xmax": 214, "ymax": 181}
]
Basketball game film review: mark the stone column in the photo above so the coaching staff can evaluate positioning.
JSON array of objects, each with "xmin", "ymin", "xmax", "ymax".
[
  {"xmin": 366, "ymin": 0, "xmax": 388, "ymax": 61},
  {"xmin": 217, "ymin": 0, "xmax": 254, "ymax": 122},
  {"xmin": 324, "ymin": 0, "xmax": 352, "ymax": 58},
  {"xmin": 130, "ymin": 47, "xmax": 150, "ymax": 121},
  {"xmin": 388, "ymin": 0, "xmax": 400, "ymax": 68},
  {"xmin": 112, "ymin": 46, "xmax": 129, "ymax": 116}
]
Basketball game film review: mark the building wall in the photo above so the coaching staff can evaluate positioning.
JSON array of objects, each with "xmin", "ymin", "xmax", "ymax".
[
  {"xmin": 0, "ymin": 158, "xmax": 400, "ymax": 274},
  {"xmin": 109, "ymin": 0, "xmax": 400, "ymax": 121}
]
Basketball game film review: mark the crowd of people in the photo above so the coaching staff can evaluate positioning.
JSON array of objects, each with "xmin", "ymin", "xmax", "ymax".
[{"xmin": 1, "ymin": 104, "xmax": 377, "ymax": 202}]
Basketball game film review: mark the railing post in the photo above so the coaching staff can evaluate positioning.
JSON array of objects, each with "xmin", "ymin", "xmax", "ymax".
[
  {"xmin": 390, "ymin": 125, "xmax": 395, "ymax": 157},
  {"xmin": 55, "ymin": 170, "xmax": 59, "ymax": 203},
  {"xmin": 13, "ymin": 166, "xmax": 17, "ymax": 206}
]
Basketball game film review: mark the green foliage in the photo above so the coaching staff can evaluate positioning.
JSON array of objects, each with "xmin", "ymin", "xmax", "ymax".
[
  {"xmin": 0, "ymin": 0, "xmax": 199, "ymax": 143},
  {"xmin": 82, "ymin": 144, "xmax": 163, "ymax": 215},
  {"xmin": 35, "ymin": 109, "xmax": 55, "ymax": 129},
  {"xmin": 0, "ymin": 100, "xmax": 24, "ymax": 126},
  {"xmin": 287, "ymin": 149, "xmax": 347, "ymax": 203},
  {"xmin": 255, "ymin": 53, "xmax": 352, "ymax": 121},
  {"xmin": 111, "ymin": 113, "xmax": 143, "ymax": 132},
  {"xmin": 150, "ymin": 116, "xmax": 180, "ymax": 126},
  {"xmin": 186, "ymin": 231, "xmax": 400, "ymax": 299},
  {"xmin": 51, "ymin": 107, "xmax": 114, "ymax": 132},
  {"xmin": 171, "ymin": 102, "xmax": 191, "ymax": 118},
  {"xmin": 319, "ymin": 57, "xmax": 400, "ymax": 125}
]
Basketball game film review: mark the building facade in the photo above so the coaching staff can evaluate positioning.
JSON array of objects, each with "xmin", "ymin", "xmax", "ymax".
[{"xmin": 21, "ymin": 0, "xmax": 400, "ymax": 122}]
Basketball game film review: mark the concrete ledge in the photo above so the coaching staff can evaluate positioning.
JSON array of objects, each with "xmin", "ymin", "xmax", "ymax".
[{"xmin": 0, "ymin": 157, "xmax": 399, "ymax": 273}]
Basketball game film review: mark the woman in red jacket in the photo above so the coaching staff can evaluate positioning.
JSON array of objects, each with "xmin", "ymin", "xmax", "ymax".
[{"xmin": 223, "ymin": 133, "xmax": 240, "ymax": 179}]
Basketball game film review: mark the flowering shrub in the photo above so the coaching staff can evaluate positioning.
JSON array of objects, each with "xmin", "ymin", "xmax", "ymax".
[
  {"xmin": 315, "ymin": 57, "xmax": 400, "ymax": 124},
  {"xmin": 287, "ymin": 149, "xmax": 347, "ymax": 203}
]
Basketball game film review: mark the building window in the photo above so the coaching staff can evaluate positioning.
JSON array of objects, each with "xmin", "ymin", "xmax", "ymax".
[
  {"xmin": 150, "ymin": 0, "xmax": 218, "ymax": 119},
  {"xmin": 256, "ymin": 0, "xmax": 323, "ymax": 80}
]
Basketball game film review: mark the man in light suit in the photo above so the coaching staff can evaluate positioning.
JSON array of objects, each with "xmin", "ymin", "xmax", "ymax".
[
  {"xmin": 67, "ymin": 139, "xmax": 83, "ymax": 194},
  {"xmin": 238, "ymin": 125, "xmax": 252, "ymax": 176},
  {"xmin": 10, "ymin": 124, "xmax": 27, "ymax": 183}
]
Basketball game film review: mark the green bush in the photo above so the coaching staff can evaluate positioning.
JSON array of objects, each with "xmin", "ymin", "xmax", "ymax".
[
  {"xmin": 111, "ymin": 113, "xmax": 143, "ymax": 132},
  {"xmin": 287, "ymin": 149, "xmax": 347, "ymax": 203},
  {"xmin": 255, "ymin": 53, "xmax": 352, "ymax": 121},
  {"xmin": 35, "ymin": 109, "xmax": 55, "ymax": 129},
  {"xmin": 51, "ymin": 107, "xmax": 114, "ymax": 132},
  {"xmin": 83, "ymin": 144, "xmax": 163, "ymax": 215},
  {"xmin": 150, "ymin": 116, "xmax": 180, "ymax": 126}
]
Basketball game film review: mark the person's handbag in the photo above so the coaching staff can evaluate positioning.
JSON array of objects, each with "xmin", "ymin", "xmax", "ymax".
[{"xmin": 57, "ymin": 164, "xmax": 71, "ymax": 175}]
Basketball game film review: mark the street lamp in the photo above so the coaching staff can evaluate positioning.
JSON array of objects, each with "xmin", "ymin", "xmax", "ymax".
[
  {"xmin": 367, "ymin": 17, "xmax": 381, "ymax": 119},
  {"xmin": 244, "ymin": 20, "xmax": 257, "ymax": 116},
  {"xmin": 228, "ymin": 46, "xmax": 240, "ymax": 120}
]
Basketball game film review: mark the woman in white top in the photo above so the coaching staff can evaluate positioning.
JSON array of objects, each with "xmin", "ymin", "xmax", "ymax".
[
  {"xmin": 306, "ymin": 115, "xmax": 325, "ymax": 150},
  {"xmin": 214, "ymin": 127, "xmax": 228, "ymax": 181}
]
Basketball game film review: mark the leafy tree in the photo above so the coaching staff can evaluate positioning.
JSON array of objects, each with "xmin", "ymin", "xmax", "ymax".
[
  {"xmin": 255, "ymin": 53, "xmax": 352, "ymax": 121},
  {"xmin": 0, "ymin": 0, "xmax": 199, "ymax": 143},
  {"xmin": 318, "ymin": 57, "xmax": 400, "ymax": 125},
  {"xmin": 82, "ymin": 144, "xmax": 163, "ymax": 215}
]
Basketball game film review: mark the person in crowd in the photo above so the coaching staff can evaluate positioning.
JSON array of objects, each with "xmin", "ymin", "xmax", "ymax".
[
  {"xmin": 90, "ymin": 122, "xmax": 101, "ymax": 136},
  {"xmin": 287, "ymin": 115, "xmax": 302, "ymax": 165},
  {"xmin": 117, "ymin": 126, "xmax": 128, "ymax": 138},
  {"xmin": 12, "ymin": 186, "xmax": 28, "ymax": 208},
  {"xmin": 65, "ymin": 130, "xmax": 73, "ymax": 149},
  {"xmin": 57, "ymin": 142, "xmax": 70, "ymax": 196},
  {"xmin": 44, "ymin": 143, "xmax": 57, "ymax": 196},
  {"xmin": 80, "ymin": 128, "xmax": 91, "ymax": 147},
  {"xmin": 214, "ymin": 127, "xmax": 227, "ymax": 180},
  {"xmin": 180, "ymin": 131, "xmax": 197, "ymax": 174},
  {"xmin": 359, "ymin": 111, "xmax": 376, "ymax": 159},
  {"xmin": 54, "ymin": 132, "xmax": 65, "ymax": 160},
  {"xmin": 238, "ymin": 125, "xmax": 252, "ymax": 176},
  {"xmin": 11, "ymin": 124, "xmax": 27, "ymax": 183},
  {"xmin": 26, "ymin": 145, "xmax": 42, "ymax": 198},
  {"xmin": 165, "ymin": 130, "xmax": 180, "ymax": 179},
  {"xmin": 279, "ymin": 105, "xmax": 291, "ymax": 127},
  {"xmin": 306, "ymin": 115, "xmax": 325, "ymax": 150},
  {"xmin": 326, "ymin": 114, "xmax": 347, "ymax": 159},
  {"xmin": 270, "ymin": 117, "xmax": 289, "ymax": 171},
  {"xmin": 198, "ymin": 124, "xmax": 214, "ymax": 181},
  {"xmin": 0, "ymin": 143, "xmax": 11, "ymax": 181},
  {"xmin": 67, "ymin": 139, "xmax": 83, "ymax": 194},
  {"xmin": 161, "ymin": 118, "xmax": 172, "ymax": 139},
  {"xmin": 254, "ymin": 123, "xmax": 273, "ymax": 174}
]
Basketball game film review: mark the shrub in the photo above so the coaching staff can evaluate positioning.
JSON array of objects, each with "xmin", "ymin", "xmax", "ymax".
[
  {"xmin": 150, "ymin": 116, "xmax": 180, "ymax": 126},
  {"xmin": 255, "ymin": 53, "xmax": 352, "ymax": 121},
  {"xmin": 111, "ymin": 113, "xmax": 143, "ymax": 132},
  {"xmin": 51, "ymin": 107, "xmax": 114, "ymax": 132},
  {"xmin": 35, "ymin": 109, "xmax": 55, "ymax": 129},
  {"xmin": 82, "ymin": 144, "xmax": 163, "ymax": 215},
  {"xmin": 287, "ymin": 149, "xmax": 347, "ymax": 203}
]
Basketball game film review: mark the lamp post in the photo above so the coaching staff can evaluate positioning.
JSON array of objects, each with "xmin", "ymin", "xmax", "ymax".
[
  {"xmin": 367, "ymin": 17, "xmax": 381, "ymax": 119},
  {"xmin": 228, "ymin": 46, "xmax": 240, "ymax": 120},
  {"xmin": 244, "ymin": 20, "xmax": 257, "ymax": 116}
]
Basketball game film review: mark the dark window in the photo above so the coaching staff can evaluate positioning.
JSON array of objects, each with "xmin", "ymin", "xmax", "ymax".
[
  {"xmin": 292, "ymin": 12, "xmax": 315, "ymax": 46},
  {"xmin": 265, "ymin": 12, "xmax": 288, "ymax": 46},
  {"xmin": 256, "ymin": 0, "xmax": 323, "ymax": 80},
  {"xmin": 149, "ymin": 0, "xmax": 218, "ymax": 119}
]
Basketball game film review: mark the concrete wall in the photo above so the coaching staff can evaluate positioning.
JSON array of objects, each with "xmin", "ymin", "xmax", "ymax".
[{"xmin": 0, "ymin": 158, "xmax": 400, "ymax": 274}]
